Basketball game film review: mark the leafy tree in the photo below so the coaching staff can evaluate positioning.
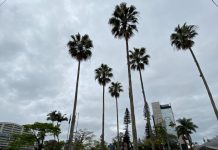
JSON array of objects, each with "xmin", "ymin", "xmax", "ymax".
[
  {"xmin": 112, "ymin": 132, "xmax": 124, "ymax": 150},
  {"xmin": 154, "ymin": 124, "xmax": 167, "ymax": 148},
  {"xmin": 7, "ymin": 133, "xmax": 35, "ymax": 150},
  {"xmin": 67, "ymin": 33, "xmax": 94, "ymax": 147},
  {"xmin": 95, "ymin": 64, "xmax": 113, "ymax": 148},
  {"xmin": 44, "ymin": 140, "xmax": 64, "ymax": 150},
  {"xmin": 24, "ymin": 122, "xmax": 60, "ymax": 150},
  {"xmin": 73, "ymin": 129, "xmax": 96, "ymax": 150},
  {"xmin": 91, "ymin": 140, "xmax": 108, "ymax": 150},
  {"xmin": 123, "ymin": 108, "xmax": 132, "ymax": 150},
  {"xmin": 176, "ymin": 118, "xmax": 198, "ymax": 149},
  {"xmin": 109, "ymin": 82, "xmax": 123, "ymax": 150},
  {"xmin": 170, "ymin": 23, "xmax": 218, "ymax": 120},
  {"xmin": 109, "ymin": 3, "xmax": 139, "ymax": 149}
]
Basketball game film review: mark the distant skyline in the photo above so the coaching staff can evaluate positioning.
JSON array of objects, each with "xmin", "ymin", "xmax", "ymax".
[{"xmin": 0, "ymin": 0, "xmax": 218, "ymax": 144}]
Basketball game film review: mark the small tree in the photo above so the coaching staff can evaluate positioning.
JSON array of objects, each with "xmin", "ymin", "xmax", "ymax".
[
  {"xmin": 24, "ymin": 122, "xmax": 60, "ymax": 150},
  {"xmin": 123, "ymin": 108, "xmax": 132, "ymax": 150}
]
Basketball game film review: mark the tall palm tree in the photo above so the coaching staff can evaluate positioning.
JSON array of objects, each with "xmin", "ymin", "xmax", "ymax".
[
  {"xmin": 109, "ymin": 82, "xmax": 123, "ymax": 150},
  {"xmin": 95, "ymin": 64, "xmax": 113, "ymax": 149},
  {"xmin": 176, "ymin": 118, "xmax": 198, "ymax": 149},
  {"xmin": 129, "ymin": 47, "xmax": 155, "ymax": 150},
  {"xmin": 109, "ymin": 3, "xmax": 139, "ymax": 149},
  {"xmin": 170, "ymin": 23, "xmax": 218, "ymax": 120},
  {"xmin": 67, "ymin": 33, "xmax": 93, "ymax": 148}
]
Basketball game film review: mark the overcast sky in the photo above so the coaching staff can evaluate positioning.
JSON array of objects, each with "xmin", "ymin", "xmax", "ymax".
[{"xmin": 0, "ymin": 0, "xmax": 218, "ymax": 144}]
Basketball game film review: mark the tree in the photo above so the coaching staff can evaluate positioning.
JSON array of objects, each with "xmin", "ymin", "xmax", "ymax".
[
  {"xmin": 67, "ymin": 33, "xmax": 93, "ymax": 147},
  {"xmin": 109, "ymin": 3, "xmax": 139, "ymax": 149},
  {"xmin": 24, "ymin": 122, "xmax": 60, "ymax": 150},
  {"xmin": 176, "ymin": 118, "xmax": 198, "ymax": 149},
  {"xmin": 123, "ymin": 108, "xmax": 132, "ymax": 150},
  {"xmin": 170, "ymin": 23, "xmax": 218, "ymax": 120},
  {"xmin": 73, "ymin": 129, "xmax": 96, "ymax": 150},
  {"xmin": 44, "ymin": 140, "xmax": 64, "ymax": 150},
  {"xmin": 112, "ymin": 132, "xmax": 124, "ymax": 150},
  {"xmin": 8, "ymin": 133, "xmax": 35, "ymax": 150},
  {"xmin": 47, "ymin": 111, "xmax": 68, "ymax": 141},
  {"xmin": 129, "ymin": 48, "xmax": 153, "ymax": 136},
  {"xmin": 109, "ymin": 82, "xmax": 123, "ymax": 150},
  {"xmin": 95, "ymin": 64, "xmax": 113, "ymax": 148}
]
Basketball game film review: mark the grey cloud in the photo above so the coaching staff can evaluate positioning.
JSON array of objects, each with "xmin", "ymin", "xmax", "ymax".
[{"xmin": 0, "ymin": 0, "xmax": 218, "ymax": 144}]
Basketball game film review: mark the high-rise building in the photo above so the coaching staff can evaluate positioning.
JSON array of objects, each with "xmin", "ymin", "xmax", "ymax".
[
  {"xmin": 0, "ymin": 122, "xmax": 32, "ymax": 149},
  {"xmin": 151, "ymin": 102, "xmax": 177, "ymax": 136}
]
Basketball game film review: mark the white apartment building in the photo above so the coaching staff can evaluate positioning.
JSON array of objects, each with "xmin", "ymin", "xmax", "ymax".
[{"xmin": 0, "ymin": 122, "xmax": 32, "ymax": 150}]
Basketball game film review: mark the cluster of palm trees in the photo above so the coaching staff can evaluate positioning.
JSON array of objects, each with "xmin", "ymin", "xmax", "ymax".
[{"xmin": 66, "ymin": 2, "xmax": 217, "ymax": 150}]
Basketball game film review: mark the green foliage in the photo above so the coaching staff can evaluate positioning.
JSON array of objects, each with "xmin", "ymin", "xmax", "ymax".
[
  {"xmin": 95, "ymin": 64, "xmax": 113, "ymax": 86},
  {"xmin": 73, "ymin": 129, "xmax": 96, "ymax": 150},
  {"xmin": 24, "ymin": 122, "xmax": 61, "ymax": 150},
  {"xmin": 129, "ymin": 47, "xmax": 150, "ymax": 71},
  {"xmin": 123, "ymin": 108, "xmax": 132, "ymax": 149},
  {"xmin": 47, "ymin": 110, "xmax": 68, "ymax": 141},
  {"xmin": 176, "ymin": 118, "xmax": 198, "ymax": 136},
  {"xmin": 170, "ymin": 23, "xmax": 198, "ymax": 50},
  {"xmin": 44, "ymin": 140, "xmax": 64, "ymax": 150},
  {"xmin": 91, "ymin": 140, "xmax": 109, "ymax": 150},
  {"xmin": 154, "ymin": 124, "xmax": 167, "ymax": 145},
  {"xmin": 7, "ymin": 133, "xmax": 35, "ymax": 150},
  {"xmin": 108, "ymin": 2, "xmax": 139, "ymax": 39},
  {"xmin": 67, "ymin": 33, "xmax": 93, "ymax": 61},
  {"xmin": 108, "ymin": 82, "xmax": 123, "ymax": 98},
  {"xmin": 124, "ymin": 108, "xmax": 131, "ymax": 127},
  {"xmin": 112, "ymin": 132, "xmax": 124, "ymax": 149}
]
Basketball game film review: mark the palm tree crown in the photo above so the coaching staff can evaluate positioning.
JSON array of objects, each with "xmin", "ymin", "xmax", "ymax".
[
  {"xmin": 129, "ymin": 47, "xmax": 150, "ymax": 71},
  {"xmin": 67, "ymin": 33, "xmax": 93, "ymax": 61},
  {"xmin": 176, "ymin": 118, "xmax": 198, "ymax": 136},
  {"xmin": 170, "ymin": 23, "xmax": 198, "ymax": 50},
  {"xmin": 109, "ymin": 82, "xmax": 123, "ymax": 98},
  {"xmin": 108, "ymin": 2, "xmax": 138, "ymax": 39},
  {"xmin": 95, "ymin": 64, "xmax": 113, "ymax": 86}
]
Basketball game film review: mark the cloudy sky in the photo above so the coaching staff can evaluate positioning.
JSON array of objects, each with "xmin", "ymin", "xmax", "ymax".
[{"xmin": 0, "ymin": 0, "xmax": 218, "ymax": 144}]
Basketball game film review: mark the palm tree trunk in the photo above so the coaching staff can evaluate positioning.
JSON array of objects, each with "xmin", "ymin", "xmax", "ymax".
[
  {"xmin": 125, "ymin": 36, "xmax": 138, "ymax": 150},
  {"xmin": 115, "ymin": 97, "xmax": 120, "ymax": 150},
  {"xmin": 189, "ymin": 48, "xmax": 218, "ymax": 120},
  {"xmin": 138, "ymin": 69, "xmax": 155, "ymax": 150},
  {"xmin": 68, "ymin": 60, "xmax": 81, "ymax": 150},
  {"xmin": 101, "ymin": 85, "xmax": 105, "ymax": 149}
]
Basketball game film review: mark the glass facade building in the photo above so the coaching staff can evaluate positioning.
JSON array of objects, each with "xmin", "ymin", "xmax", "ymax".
[{"xmin": 151, "ymin": 102, "xmax": 177, "ymax": 136}]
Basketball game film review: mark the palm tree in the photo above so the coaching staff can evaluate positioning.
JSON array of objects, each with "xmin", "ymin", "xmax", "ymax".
[
  {"xmin": 47, "ymin": 110, "xmax": 58, "ymax": 140},
  {"xmin": 129, "ymin": 47, "xmax": 155, "ymax": 150},
  {"xmin": 109, "ymin": 3, "xmax": 139, "ymax": 149},
  {"xmin": 109, "ymin": 82, "xmax": 123, "ymax": 150},
  {"xmin": 56, "ymin": 112, "xmax": 68, "ymax": 142},
  {"xmin": 176, "ymin": 118, "xmax": 198, "ymax": 149},
  {"xmin": 47, "ymin": 110, "xmax": 57, "ymax": 124},
  {"xmin": 170, "ymin": 23, "xmax": 218, "ymax": 120},
  {"xmin": 95, "ymin": 64, "xmax": 113, "ymax": 149},
  {"xmin": 67, "ymin": 33, "xmax": 93, "ymax": 147},
  {"xmin": 47, "ymin": 111, "xmax": 68, "ymax": 142}
]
